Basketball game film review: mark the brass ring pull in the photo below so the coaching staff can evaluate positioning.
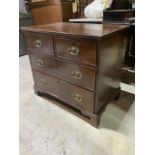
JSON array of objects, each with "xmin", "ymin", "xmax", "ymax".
[
  {"xmin": 34, "ymin": 40, "xmax": 42, "ymax": 48},
  {"xmin": 72, "ymin": 71, "xmax": 83, "ymax": 80},
  {"xmin": 73, "ymin": 93, "xmax": 83, "ymax": 102},
  {"xmin": 67, "ymin": 46, "xmax": 80, "ymax": 56},
  {"xmin": 40, "ymin": 79, "xmax": 47, "ymax": 85},
  {"xmin": 36, "ymin": 59, "xmax": 45, "ymax": 66}
]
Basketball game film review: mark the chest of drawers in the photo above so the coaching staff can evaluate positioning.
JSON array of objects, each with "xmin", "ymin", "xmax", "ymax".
[{"xmin": 22, "ymin": 22, "xmax": 128, "ymax": 127}]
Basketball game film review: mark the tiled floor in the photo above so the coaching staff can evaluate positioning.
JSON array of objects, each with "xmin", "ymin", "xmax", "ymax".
[{"xmin": 19, "ymin": 55, "xmax": 135, "ymax": 155}]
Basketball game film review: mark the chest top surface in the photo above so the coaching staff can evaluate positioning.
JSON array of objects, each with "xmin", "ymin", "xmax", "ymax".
[{"xmin": 22, "ymin": 22, "xmax": 129, "ymax": 39}]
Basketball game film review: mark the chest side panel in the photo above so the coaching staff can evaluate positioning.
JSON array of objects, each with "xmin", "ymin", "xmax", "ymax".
[{"xmin": 95, "ymin": 30, "xmax": 128, "ymax": 113}]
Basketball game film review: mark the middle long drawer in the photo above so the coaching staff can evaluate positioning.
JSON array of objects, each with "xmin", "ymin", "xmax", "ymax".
[{"xmin": 29, "ymin": 51, "xmax": 96, "ymax": 91}]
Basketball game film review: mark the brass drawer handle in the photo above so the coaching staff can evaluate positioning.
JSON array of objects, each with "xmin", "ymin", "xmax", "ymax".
[
  {"xmin": 34, "ymin": 40, "xmax": 42, "ymax": 48},
  {"xmin": 36, "ymin": 59, "xmax": 45, "ymax": 66},
  {"xmin": 67, "ymin": 46, "xmax": 80, "ymax": 56},
  {"xmin": 40, "ymin": 79, "xmax": 47, "ymax": 85},
  {"xmin": 72, "ymin": 71, "xmax": 83, "ymax": 80},
  {"xmin": 73, "ymin": 93, "xmax": 83, "ymax": 102}
]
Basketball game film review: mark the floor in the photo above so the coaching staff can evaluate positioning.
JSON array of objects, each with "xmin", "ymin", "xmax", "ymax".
[{"xmin": 19, "ymin": 55, "xmax": 135, "ymax": 155}]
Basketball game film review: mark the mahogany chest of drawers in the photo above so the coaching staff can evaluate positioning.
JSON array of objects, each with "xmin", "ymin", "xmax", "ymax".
[{"xmin": 22, "ymin": 22, "xmax": 128, "ymax": 127}]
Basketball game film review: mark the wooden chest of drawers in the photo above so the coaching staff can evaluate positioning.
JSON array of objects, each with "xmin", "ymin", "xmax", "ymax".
[{"xmin": 22, "ymin": 22, "xmax": 128, "ymax": 127}]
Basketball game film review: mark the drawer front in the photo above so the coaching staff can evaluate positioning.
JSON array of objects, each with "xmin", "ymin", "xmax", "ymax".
[
  {"xmin": 54, "ymin": 37, "xmax": 97, "ymax": 66},
  {"xmin": 26, "ymin": 33, "xmax": 54, "ymax": 55},
  {"xmin": 33, "ymin": 70, "xmax": 94, "ymax": 113},
  {"xmin": 30, "ymin": 52, "xmax": 96, "ymax": 91}
]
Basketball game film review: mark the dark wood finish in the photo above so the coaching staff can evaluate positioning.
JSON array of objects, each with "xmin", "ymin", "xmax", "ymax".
[
  {"xmin": 27, "ymin": 0, "xmax": 73, "ymax": 25},
  {"xmin": 54, "ymin": 36, "xmax": 97, "ymax": 66},
  {"xmin": 33, "ymin": 85, "xmax": 100, "ymax": 127},
  {"xmin": 21, "ymin": 22, "xmax": 129, "ymax": 127},
  {"xmin": 95, "ymin": 31, "xmax": 127, "ymax": 113},
  {"xmin": 29, "ymin": 51, "xmax": 96, "ymax": 91},
  {"xmin": 19, "ymin": 13, "xmax": 32, "ymax": 56},
  {"xmin": 26, "ymin": 33, "xmax": 54, "ymax": 55},
  {"xmin": 22, "ymin": 22, "xmax": 128, "ymax": 39},
  {"xmin": 33, "ymin": 70, "xmax": 94, "ymax": 113}
]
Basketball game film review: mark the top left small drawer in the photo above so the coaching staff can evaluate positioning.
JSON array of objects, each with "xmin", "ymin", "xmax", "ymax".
[{"xmin": 25, "ymin": 33, "xmax": 54, "ymax": 55}]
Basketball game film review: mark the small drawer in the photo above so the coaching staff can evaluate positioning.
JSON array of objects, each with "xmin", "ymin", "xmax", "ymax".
[
  {"xmin": 30, "ymin": 52, "xmax": 96, "ymax": 91},
  {"xmin": 26, "ymin": 33, "xmax": 54, "ymax": 55},
  {"xmin": 33, "ymin": 70, "xmax": 94, "ymax": 113},
  {"xmin": 54, "ymin": 37, "xmax": 97, "ymax": 66}
]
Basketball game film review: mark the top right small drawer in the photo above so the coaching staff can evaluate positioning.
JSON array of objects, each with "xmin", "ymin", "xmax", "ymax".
[{"xmin": 54, "ymin": 37, "xmax": 97, "ymax": 67}]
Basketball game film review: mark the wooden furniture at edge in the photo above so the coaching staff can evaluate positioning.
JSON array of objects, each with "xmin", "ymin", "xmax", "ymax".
[
  {"xmin": 27, "ymin": 0, "xmax": 73, "ymax": 25},
  {"xmin": 22, "ymin": 22, "xmax": 129, "ymax": 127}
]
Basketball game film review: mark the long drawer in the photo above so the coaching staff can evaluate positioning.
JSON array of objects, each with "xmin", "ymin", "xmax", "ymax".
[
  {"xmin": 29, "ymin": 52, "xmax": 96, "ymax": 91},
  {"xmin": 33, "ymin": 70, "xmax": 94, "ymax": 113},
  {"xmin": 54, "ymin": 37, "xmax": 97, "ymax": 66}
]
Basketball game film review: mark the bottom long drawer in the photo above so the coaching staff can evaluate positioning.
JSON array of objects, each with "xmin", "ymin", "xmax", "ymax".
[{"xmin": 33, "ymin": 70, "xmax": 94, "ymax": 113}]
